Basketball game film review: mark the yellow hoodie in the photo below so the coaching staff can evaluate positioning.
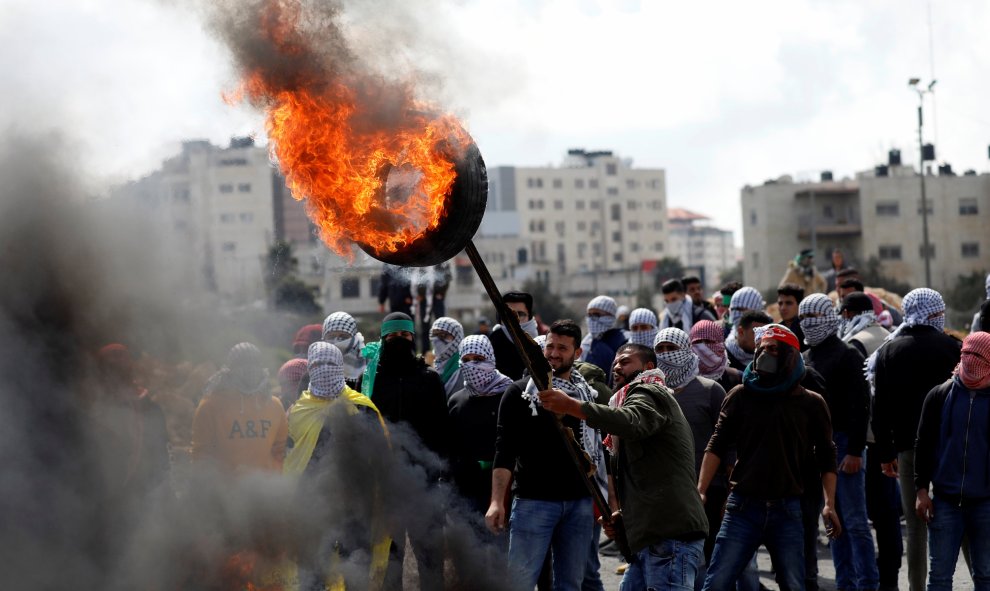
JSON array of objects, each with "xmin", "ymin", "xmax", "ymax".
[{"xmin": 191, "ymin": 388, "xmax": 288, "ymax": 473}]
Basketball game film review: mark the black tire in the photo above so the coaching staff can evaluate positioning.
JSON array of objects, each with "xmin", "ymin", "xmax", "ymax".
[{"xmin": 357, "ymin": 142, "xmax": 487, "ymax": 267}]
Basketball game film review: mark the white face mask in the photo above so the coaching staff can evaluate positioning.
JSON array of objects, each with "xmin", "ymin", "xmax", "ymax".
[
  {"xmin": 326, "ymin": 335, "xmax": 355, "ymax": 355},
  {"xmin": 665, "ymin": 299, "xmax": 685, "ymax": 317},
  {"xmin": 519, "ymin": 318, "xmax": 539, "ymax": 338}
]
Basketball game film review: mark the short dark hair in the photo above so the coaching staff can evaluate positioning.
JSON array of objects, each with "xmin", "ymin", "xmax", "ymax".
[
  {"xmin": 549, "ymin": 319, "xmax": 582, "ymax": 347},
  {"xmin": 661, "ymin": 279, "xmax": 685, "ymax": 295},
  {"xmin": 681, "ymin": 275, "xmax": 701, "ymax": 288},
  {"xmin": 839, "ymin": 278, "xmax": 865, "ymax": 292},
  {"xmin": 739, "ymin": 310, "xmax": 773, "ymax": 330},
  {"xmin": 502, "ymin": 291, "xmax": 533, "ymax": 317},
  {"xmin": 616, "ymin": 343, "xmax": 656, "ymax": 367},
  {"xmin": 836, "ymin": 268, "xmax": 859, "ymax": 279},
  {"xmin": 719, "ymin": 281, "xmax": 743, "ymax": 298},
  {"xmin": 777, "ymin": 283, "xmax": 805, "ymax": 301}
]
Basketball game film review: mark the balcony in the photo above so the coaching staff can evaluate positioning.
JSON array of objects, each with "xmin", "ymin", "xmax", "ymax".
[{"xmin": 797, "ymin": 214, "xmax": 861, "ymax": 239}]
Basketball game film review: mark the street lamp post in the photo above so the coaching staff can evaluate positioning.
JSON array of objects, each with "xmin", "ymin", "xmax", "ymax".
[{"xmin": 909, "ymin": 78, "xmax": 935, "ymax": 287}]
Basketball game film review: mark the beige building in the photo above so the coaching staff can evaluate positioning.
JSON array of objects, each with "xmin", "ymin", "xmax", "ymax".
[
  {"xmin": 485, "ymin": 149, "xmax": 670, "ymax": 309},
  {"xmin": 115, "ymin": 138, "xmax": 277, "ymax": 303},
  {"xmin": 668, "ymin": 208, "xmax": 737, "ymax": 289},
  {"xmin": 742, "ymin": 157, "xmax": 990, "ymax": 295}
]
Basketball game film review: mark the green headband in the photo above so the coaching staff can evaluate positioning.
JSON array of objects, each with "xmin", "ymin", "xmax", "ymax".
[
  {"xmin": 722, "ymin": 294, "xmax": 732, "ymax": 306},
  {"xmin": 381, "ymin": 319, "xmax": 415, "ymax": 336}
]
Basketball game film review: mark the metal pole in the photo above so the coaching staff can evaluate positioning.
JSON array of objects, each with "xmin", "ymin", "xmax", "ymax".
[
  {"xmin": 918, "ymin": 103, "xmax": 932, "ymax": 286},
  {"xmin": 810, "ymin": 190, "xmax": 817, "ymax": 256}
]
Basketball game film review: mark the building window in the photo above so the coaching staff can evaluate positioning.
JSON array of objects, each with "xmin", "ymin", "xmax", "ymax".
[
  {"xmin": 517, "ymin": 248, "xmax": 528, "ymax": 264},
  {"xmin": 592, "ymin": 243, "xmax": 602, "ymax": 257},
  {"xmin": 529, "ymin": 220, "xmax": 536, "ymax": 232},
  {"xmin": 590, "ymin": 200, "xmax": 602, "ymax": 209},
  {"xmin": 917, "ymin": 201, "xmax": 934, "ymax": 215},
  {"xmin": 575, "ymin": 179, "xmax": 585, "ymax": 189},
  {"xmin": 528, "ymin": 199, "xmax": 536, "ymax": 209},
  {"xmin": 610, "ymin": 204, "xmax": 622, "ymax": 221},
  {"xmin": 876, "ymin": 202, "xmax": 899, "ymax": 216},
  {"xmin": 750, "ymin": 210, "xmax": 758, "ymax": 225},
  {"xmin": 369, "ymin": 277, "xmax": 381, "ymax": 296},
  {"xmin": 239, "ymin": 212, "xmax": 254, "ymax": 223},
  {"xmin": 554, "ymin": 221, "xmax": 565, "ymax": 235},
  {"xmin": 341, "ymin": 277, "xmax": 360, "ymax": 298},
  {"xmin": 219, "ymin": 213, "xmax": 235, "ymax": 223},
  {"xmin": 651, "ymin": 199, "xmax": 663, "ymax": 209},
  {"xmin": 878, "ymin": 245, "xmax": 902, "ymax": 260},
  {"xmin": 626, "ymin": 200, "xmax": 637, "ymax": 210},
  {"xmin": 552, "ymin": 178, "xmax": 562, "ymax": 189},
  {"xmin": 219, "ymin": 158, "xmax": 248, "ymax": 166},
  {"xmin": 823, "ymin": 204, "xmax": 834, "ymax": 218},
  {"xmin": 557, "ymin": 242, "xmax": 566, "ymax": 262},
  {"xmin": 576, "ymin": 200, "xmax": 585, "ymax": 210},
  {"xmin": 219, "ymin": 183, "xmax": 234, "ymax": 193},
  {"xmin": 919, "ymin": 244, "xmax": 936, "ymax": 259},
  {"xmin": 612, "ymin": 231, "xmax": 621, "ymax": 242},
  {"xmin": 630, "ymin": 243, "xmax": 640, "ymax": 252},
  {"xmin": 606, "ymin": 187, "xmax": 619, "ymax": 196},
  {"xmin": 553, "ymin": 200, "xmax": 563, "ymax": 210},
  {"xmin": 237, "ymin": 183, "xmax": 251, "ymax": 193},
  {"xmin": 577, "ymin": 221, "xmax": 587, "ymax": 231},
  {"xmin": 654, "ymin": 242, "xmax": 664, "ymax": 252},
  {"xmin": 613, "ymin": 252, "xmax": 623, "ymax": 262},
  {"xmin": 628, "ymin": 221, "xmax": 641, "ymax": 231},
  {"xmin": 589, "ymin": 179, "xmax": 599, "ymax": 189},
  {"xmin": 626, "ymin": 179, "xmax": 637, "ymax": 189},
  {"xmin": 578, "ymin": 243, "xmax": 587, "ymax": 258},
  {"xmin": 605, "ymin": 163, "xmax": 617, "ymax": 176},
  {"xmin": 591, "ymin": 221, "xmax": 601, "ymax": 232},
  {"xmin": 962, "ymin": 242, "xmax": 980, "ymax": 258},
  {"xmin": 960, "ymin": 197, "xmax": 979, "ymax": 216},
  {"xmin": 221, "ymin": 241, "xmax": 236, "ymax": 252},
  {"xmin": 648, "ymin": 179, "xmax": 661, "ymax": 189},
  {"xmin": 537, "ymin": 200, "xmax": 545, "ymax": 210},
  {"xmin": 455, "ymin": 265, "xmax": 474, "ymax": 286},
  {"xmin": 538, "ymin": 221, "xmax": 545, "ymax": 232},
  {"xmin": 652, "ymin": 220, "xmax": 664, "ymax": 231},
  {"xmin": 526, "ymin": 178, "xmax": 544, "ymax": 188},
  {"xmin": 172, "ymin": 185, "xmax": 190, "ymax": 202}
]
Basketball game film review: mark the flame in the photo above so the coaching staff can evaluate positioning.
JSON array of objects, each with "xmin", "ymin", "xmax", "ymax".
[{"xmin": 237, "ymin": 0, "xmax": 472, "ymax": 259}]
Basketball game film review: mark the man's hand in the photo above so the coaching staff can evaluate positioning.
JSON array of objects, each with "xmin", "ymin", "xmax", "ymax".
[
  {"xmin": 696, "ymin": 484, "xmax": 707, "ymax": 505},
  {"xmin": 822, "ymin": 504, "xmax": 842, "ymax": 539},
  {"xmin": 916, "ymin": 489, "xmax": 934, "ymax": 523},
  {"xmin": 599, "ymin": 511, "xmax": 620, "ymax": 540},
  {"xmin": 485, "ymin": 502, "xmax": 507, "ymax": 535},
  {"xmin": 881, "ymin": 458, "xmax": 899, "ymax": 478},
  {"xmin": 378, "ymin": 304, "xmax": 386, "ymax": 314},
  {"xmin": 538, "ymin": 389, "xmax": 585, "ymax": 418},
  {"xmin": 839, "ymin": 454, "xmax": 863, "ymax": 474}
]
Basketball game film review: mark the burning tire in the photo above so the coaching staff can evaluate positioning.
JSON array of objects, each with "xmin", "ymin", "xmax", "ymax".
[{"xmin": 357, "ymin": 142, "xmax": 488, "ymax": 267}]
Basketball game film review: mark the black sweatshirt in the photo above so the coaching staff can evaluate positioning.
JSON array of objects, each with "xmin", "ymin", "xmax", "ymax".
[
  {"xmin": 489, "ymin": 329, "xmax": 527, "ymax": 381},
  {"xmin": 871, "ymin": 325, "xmax": 962, "ymax": 463},
  {"xmin": 493, "ymin": 379, "xmax": 590, "ymax": 501},
  {"xmin": 707, "ymin": 383, "xmax": 837, "ymax": 498},
  {"xmin": 803, "ymin": 334, "xmax": 871, "ymax": 455},
  {"xmin": 447, "ymin": 387, "xmax": 502, "ymax": 509}
]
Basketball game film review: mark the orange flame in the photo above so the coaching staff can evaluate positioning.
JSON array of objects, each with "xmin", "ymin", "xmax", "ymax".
[{"xmin": 237, "ymin": 0, "xmax": 472, "ymax": 259}]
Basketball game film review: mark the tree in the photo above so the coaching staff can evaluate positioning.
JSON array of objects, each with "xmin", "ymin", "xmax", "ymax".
[
  {"xmin": 945, "ymin": 271, "xmax": 988, "ymax": 329},
  {"xmin": 719, "ymin": 262, "xmax": 743, "ymax": 286},
  {"xmin": 522, "ymin": 278, "xmax": 578, "ymax": 325},
  {"xmin": 264, "ymin": 241, "xmax": 321, "ymax": 315}
]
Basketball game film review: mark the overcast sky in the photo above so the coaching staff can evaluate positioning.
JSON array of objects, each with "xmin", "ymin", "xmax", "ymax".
[{"xmin": 3, "ymin": 0, "xmax": 989, "ymax": 241}]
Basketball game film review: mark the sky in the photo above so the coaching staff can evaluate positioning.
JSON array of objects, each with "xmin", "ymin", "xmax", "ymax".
[{"xmin": 2, "ymin": 0, "xmax": 990, "ymax": 241}]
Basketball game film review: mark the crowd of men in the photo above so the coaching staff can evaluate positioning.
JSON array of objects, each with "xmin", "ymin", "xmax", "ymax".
[{"xmin": 97, "ymin": 264, "xmax": 990, "ymax": 591}]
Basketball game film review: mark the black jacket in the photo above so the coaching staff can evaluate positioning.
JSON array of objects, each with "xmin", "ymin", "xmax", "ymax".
[
  {"xmin": 488, "ymin": 328, "xmax": 527, "ymax": 381},
  {"xmin": 370, "ymin": 355, "xmax": 449, "ymax": 459},
  {"xmin": 803, "ymin": 334, "xmax": 871, "ymax": 455},
  {"xmin": 779, "ymin": 317, "xmax": 808, "ymax": 352},
  {"xmin": 871, "ymin": 325, "xmax": 962, "ymax": 463},
  {"xmin": 377, "ymin": 269, "xmax": 414, "ymax": 316}
]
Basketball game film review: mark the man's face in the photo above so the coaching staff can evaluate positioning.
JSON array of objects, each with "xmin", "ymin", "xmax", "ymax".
[
  {"xmin": 506, "ymin": 301, "xmax": 530, "ymax": 323},
  {"xmin": 611, "ymin": 350, "xmax": 652, "ymax": 389},
  {"xmin": 630, "ymin": 322, "xmax": 654, "ymax": 334},
  {"xmin": 545, "ymin": 332, "xmax": 580, "ymax": 375},
  {"xmin": 686, "ymin": 283, "xmax": 704, "ymax": 304},
  {"xmin": 837, "ymin": 286, "xmax": 853, "ymax": 299},
  {"xmin": 799, "ymin": 255, "xmax": 814, "ymax": 268},
  {"xmin": 663, "ymin": 292, "xmax": 685, "ymax": 305},
  {"xmin": 738, "ymin": 322, "xmax": 768, "ymax": 353},
  {"xmin": 385, "ymin": 331, "xmax": 414, "ymax": 343},
  {"xmin": 776, "ymin": 295, "xmax": 799, "ymax": 322},
  {"xmin": 832, "ymin": 250, "xmax": 844, "ymax": 267},
  {"xmin": 461, "ymin": 353, "xmax": 485, "ymax": 363}
]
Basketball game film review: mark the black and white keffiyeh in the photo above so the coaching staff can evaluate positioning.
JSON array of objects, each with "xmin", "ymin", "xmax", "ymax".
[
  {"xmin": 840, "ymin": 311, "xmax": 878, "ymax": 342},
  {"xmin": 729, "ymin": 287, "xmax": 765, "ymax": 326},
  {"xmin": 628, "ymin": 307, "xmax": 658, "ymax": 347},
  {"xmin": 322, "ymin": 311, "xmax": 366, "ymax": 381},
  {"xmin": 458, "ymin": 335, "xmax": 514, "ymax": 396},
  {"xmin": 522, "ymin": 370, "xmax": 607, "ymax": 497},
  {"xmin": 586, "ymin": 295, "xmax": 618, "ymax": 338},
  {"xmin": 725, "ymin": 329, "xmax": 753, "ymax": 366},
  {"xmin": 799, "ymin": 294, "xmax": 841, "ymax": 346},
  {"xmin": 206, "ymin": 342, "xmax": 270, "ymax": 395},
  {"xmin": 653, "ymin": 328, "xmax": 700, "ymax": 389},
  {"xmin": 866, "ymin": 287, "xmax": 946, "ymax": 388},
  {"xmin": 307, "ymin": 341, "xmax": 346, "ymax": 399}
]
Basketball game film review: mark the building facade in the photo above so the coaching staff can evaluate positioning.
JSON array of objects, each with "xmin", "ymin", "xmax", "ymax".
[
  {"xmin": 742, "ymin": 157, "xmax": 990, "ymax": 295},
  {"xmin": 667, "ymin": 208, "xmax": 737, "ymax": 289}
]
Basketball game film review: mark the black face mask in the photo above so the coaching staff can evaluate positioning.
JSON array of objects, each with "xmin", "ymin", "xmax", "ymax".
[
  {"xmin": 382, "ymin": 337, "xmax": 416, "ymax": 366},
  {"xmin": 754, "ymin": 352, "xmax": 778, "ymax": 375}
]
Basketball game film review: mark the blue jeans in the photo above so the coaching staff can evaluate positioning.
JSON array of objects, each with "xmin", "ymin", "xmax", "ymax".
[
  {"xmin": 928, "ymin": 496, "xmax": 990, "ymax": 591},
  {"xmin": 701, "ymin": 492, "xmax": 805, "ymax": 591},
  {"xmin": 583, "ymin": 522, "xmax": 605, "ymax": 591},
  {"xmin": 620, "ymin": 538, "xmax": 704, "ymax": 591},
  {"xmin": 508, "ymin": 497, "xmax": 594, "ymax": 591},
  {"xmin": 831, "ymin": 432, "xmax": 879, "ymax": 591}
]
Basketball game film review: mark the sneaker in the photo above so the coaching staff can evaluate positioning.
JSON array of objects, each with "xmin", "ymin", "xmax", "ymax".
[{"xmin": 616, "ymin": 563, "xmax": 629, "ymax": 575}]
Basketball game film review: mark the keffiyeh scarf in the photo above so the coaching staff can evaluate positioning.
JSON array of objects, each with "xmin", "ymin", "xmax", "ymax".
[
  {"xmin": 866, "ymin": 288, "xmax": 947, "ymax": 388},
  {"xmin": 799, "ymin": 294, "xmax": 841, "ymax": 346},
  {"xmin": 458, "ymin": 335, "xmax": 514, "ymax": 396},
  {"xmin": 628, "ymin": 308, "xmax": 659, "ymax": 347},
  {"xmin": 653, "ymin": 328, "xmax": 700, "ymax": 389},
  {"xmin": 307, "ymin": 342, "xmax": 346, "ymax": 399},
  {"xmin": 729, "ymin": 287, "xmax": 765, "ymax": 326},
  {"xmin": 690, "ymin": 320, "xmax": 728, "ymax": 379},
  {"xmin": 840, "ymin": 311, "xmax": 878, "ymax": 342}
]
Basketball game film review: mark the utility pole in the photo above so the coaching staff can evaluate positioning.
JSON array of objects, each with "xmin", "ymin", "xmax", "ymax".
[{"xmin": 909, "ymin": 78, "xmax": 935, "ymax": 287}]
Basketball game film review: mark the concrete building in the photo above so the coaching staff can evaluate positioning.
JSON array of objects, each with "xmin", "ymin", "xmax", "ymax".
[
  {"xmin": 742, "ymin": 152, "xmax": 990, "ymax": 294},
  {"xmin": 667, "ymin": 208, "xmax": 737, "ymax": 289},
  {"xmin": 485, "ymin": 149, "xmax": 669, "ymax": 309},
  {"xmin": 115, "ymin": 137, "xmax": 277, "ymax": 303}
]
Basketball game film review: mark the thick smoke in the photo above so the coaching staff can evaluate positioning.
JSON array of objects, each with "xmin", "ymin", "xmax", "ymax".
[{"xmin": 0, "ymin": 132, "xmax": 511, "ymax": 588}]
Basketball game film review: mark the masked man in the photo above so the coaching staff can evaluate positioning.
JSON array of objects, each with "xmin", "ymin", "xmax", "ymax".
[
  {"xmin": 580, "ymin": 295, "xmax": 628, "ymax": 381},
  {"xmin": 627, "ymin": 308, "xmax": 659, "ymax": 348},
  {"xmin": 429, "ymin": 317, "xmax": 464, "ymax": 398},
  {"xmin": 322, "ymin": 311, "xmax": 366, "ymax": 390}
]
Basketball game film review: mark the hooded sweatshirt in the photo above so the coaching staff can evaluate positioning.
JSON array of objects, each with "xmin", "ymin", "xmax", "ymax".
[{"xmin": 191, "ymin": 388, "xmax": 288, "ymax": 473}]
